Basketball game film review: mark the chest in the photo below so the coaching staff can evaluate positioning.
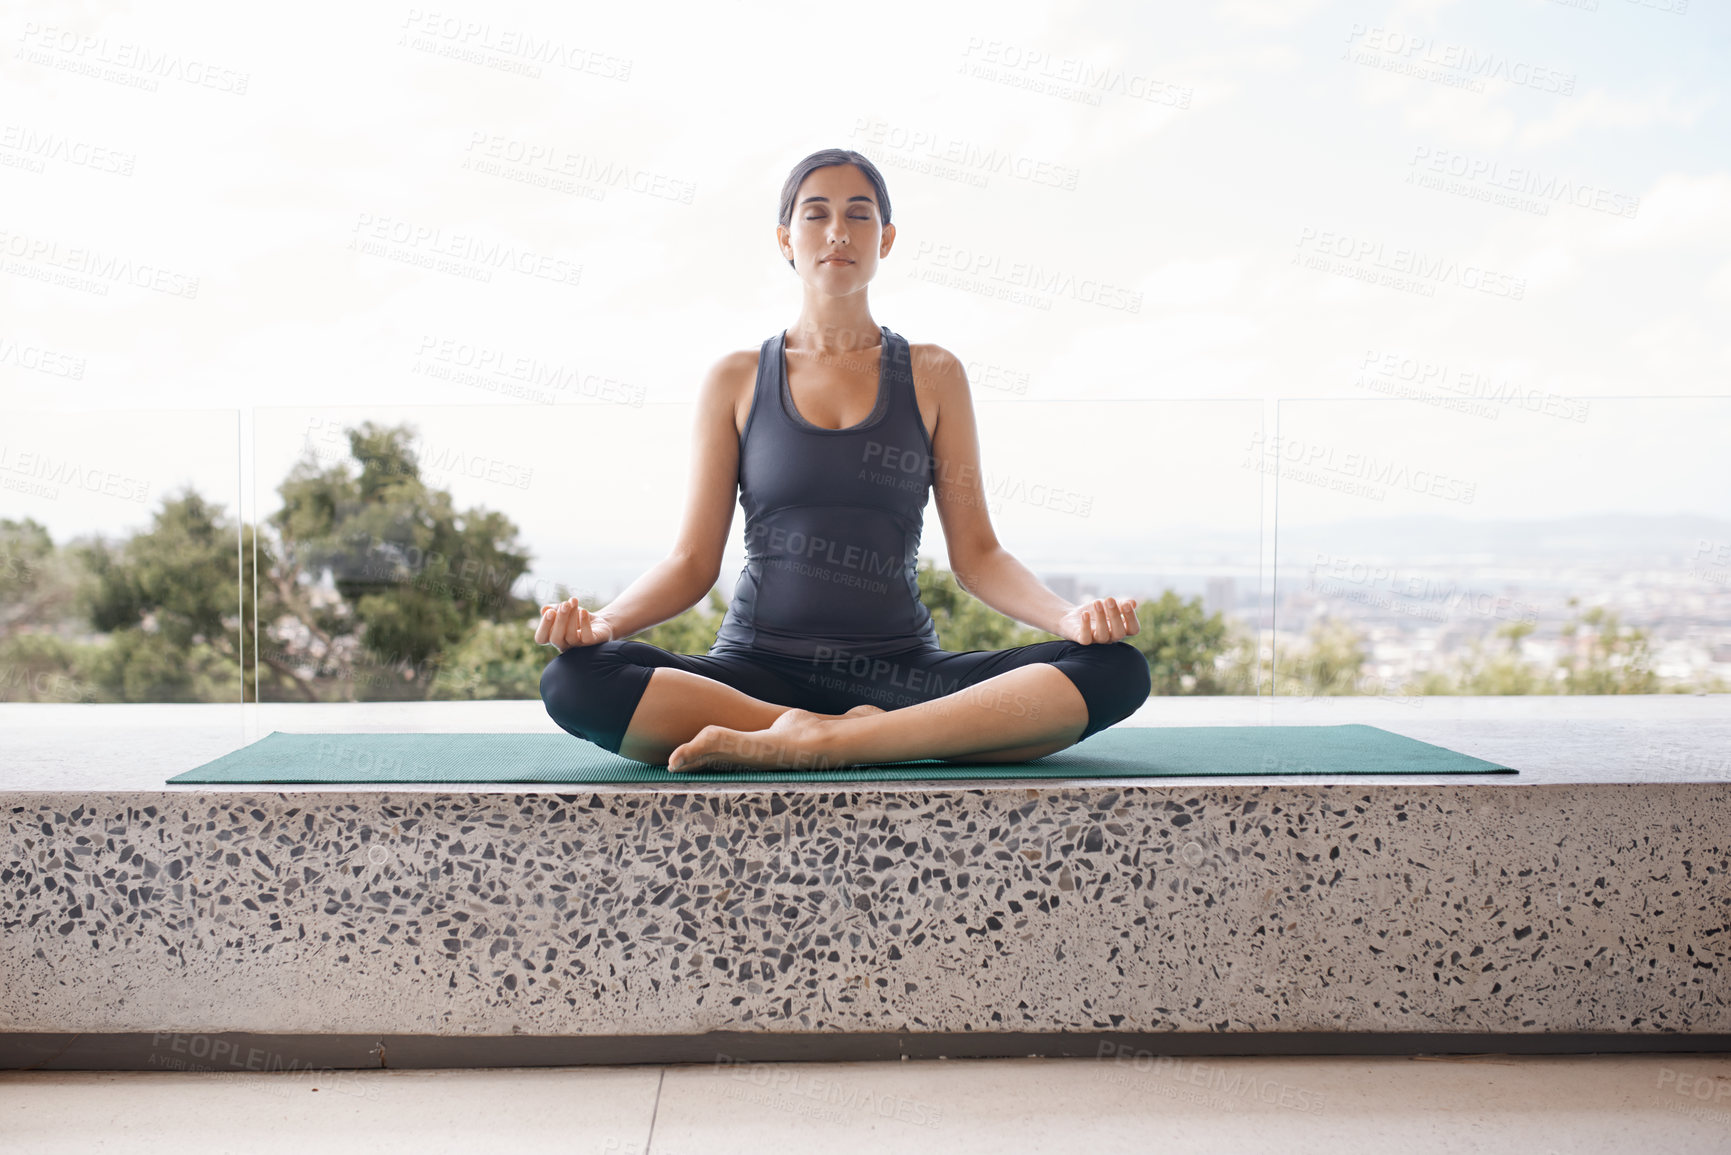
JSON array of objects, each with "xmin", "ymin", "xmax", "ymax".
[{"xmin": 734, "ymin": 345, "xmax": 938, "ymax": 442}]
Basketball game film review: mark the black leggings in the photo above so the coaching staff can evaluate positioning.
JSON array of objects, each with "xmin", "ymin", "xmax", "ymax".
[{"xmin": 539, "ymin": 638, "xmax": 1152, "ymax": 757}]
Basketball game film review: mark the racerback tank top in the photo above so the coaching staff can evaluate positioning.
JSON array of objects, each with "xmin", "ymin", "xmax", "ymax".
[{"xmin": 711, "ymin": 324, "xmax": 942, "ymax": 660}]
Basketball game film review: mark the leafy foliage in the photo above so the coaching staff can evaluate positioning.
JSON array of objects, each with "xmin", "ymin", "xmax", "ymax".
[{"xmin": 2, "ymin": 426, "xmax": 1718, "ymax": 701}]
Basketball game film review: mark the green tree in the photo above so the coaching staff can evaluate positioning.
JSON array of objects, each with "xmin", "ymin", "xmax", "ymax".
[
  {"xmin": 0, "ymin": 518, "xmax": 79, "ymax": 640},
  {"xmin": 628, "ymin": 587, "xmax": 731, "ymax": 654},
  {"xmin": 1219, "ymin": 618, "xmax": 1271, "ymax": 696},
  {"xmin": 1276, "ymin": 616, "xmax": 1369, "ymax": 696},
  {"xmin": 431, "ymin": 618, "xmax": 550, "ymax": 700},
  {"xmin": 1557, "ymin": 598, "xmax": 1658, "ymax": 694},
  {"xmin": 68, "ymin": 490, "xmax": 246, "ymax": 703},
  {"xmin": 0, "ymin": 517, "xmax": 96, "ymax": 702},
  {"xmin": 1126, "ymin": 589, "xmax": 1229, "ymax": 695},
  {"xmin": 263, "ymin": 421, "xmax": 536, "ymax": 701},
  {"xmin": 916, "ymin": 558, "xmax": 1056, "ymax": 651},
  {"xmin": 1451, "ymin": 620, "xmax": 1541, "ymax": 695}
]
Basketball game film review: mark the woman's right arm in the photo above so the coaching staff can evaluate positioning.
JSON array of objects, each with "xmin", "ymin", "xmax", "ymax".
[{"xmin": 537, "ymin": 351, "xmax": 749, "ymax": 650}]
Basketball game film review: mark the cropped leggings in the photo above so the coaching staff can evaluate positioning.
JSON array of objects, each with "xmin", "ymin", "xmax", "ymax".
[{"xmin": 539, "ymin": 637, "xmax": 1152, "ymax": 758}]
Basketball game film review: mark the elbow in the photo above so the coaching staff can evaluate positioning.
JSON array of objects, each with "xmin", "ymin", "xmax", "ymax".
[
  {"xmin": 950, "ymin": 545, "xmax": 996, "ymax": 594},
  {"xmin": 670, "ymin": 547, "xmax": 722, "ymax": 590}
]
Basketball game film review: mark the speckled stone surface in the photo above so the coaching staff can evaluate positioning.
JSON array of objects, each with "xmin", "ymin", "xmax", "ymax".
[{"xmin": 4, "ymin": 771, "xmax": 1727, "ymax": 1037}]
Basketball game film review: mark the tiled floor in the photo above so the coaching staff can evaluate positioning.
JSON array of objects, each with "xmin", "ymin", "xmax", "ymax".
[{"xmin": 3, "ymin": 1053, "xmax": 1729, "ymax": 1154}]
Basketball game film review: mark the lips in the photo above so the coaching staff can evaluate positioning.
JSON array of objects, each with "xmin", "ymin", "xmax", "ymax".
[{"xmin": 821, "ymin": 256, "xmax": 852, "ymax": 264}]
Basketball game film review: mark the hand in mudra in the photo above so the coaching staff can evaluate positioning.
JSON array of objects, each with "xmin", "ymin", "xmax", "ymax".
[
  {"xmin": 1056, "ymin": 596, "xmax": 1140, "ymax": 645},
  {"xmin": 535, "ymin": 596, "xmax": 614, "ymax": 653}
]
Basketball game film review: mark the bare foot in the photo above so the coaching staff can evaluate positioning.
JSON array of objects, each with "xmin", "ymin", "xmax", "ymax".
[{"xmin": 668, "ymin": 707, "xmax": 845, "ymax": 773}]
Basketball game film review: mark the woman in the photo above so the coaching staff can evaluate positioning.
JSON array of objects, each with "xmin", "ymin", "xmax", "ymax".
[{"xmin": 537, "ymin": 148, "xmax": 1150, "ymax": 773}]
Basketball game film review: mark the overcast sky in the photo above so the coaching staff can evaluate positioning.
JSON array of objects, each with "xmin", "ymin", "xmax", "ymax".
[{"xmin": 3, "ymin": 0, "xmax": 1726, "ymax": 591}]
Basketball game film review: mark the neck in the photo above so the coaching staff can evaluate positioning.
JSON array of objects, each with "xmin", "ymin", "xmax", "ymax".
[{"xmin": 787, "ymin": 300, "xmax": 881, "ymax": 354}]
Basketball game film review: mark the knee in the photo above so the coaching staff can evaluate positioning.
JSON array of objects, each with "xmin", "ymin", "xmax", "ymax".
[
  {"xmin": 1069, "ymin": 640, "xmax": 1151, "ymax": 726},
  {"xmin": 539, "ymin": 644, "xmax": 600, "ymax": 715},
  {"xmin": 1100, "ymin": 640, "xmax": 1151, "ymax": 708},
  {"xmin": 1068, "ymin": 638, "xmax": 1149, "ymax": 688},
  {"xmin": 1111, "ymin": 640, "xmax": 1152, "ymax": 701}
]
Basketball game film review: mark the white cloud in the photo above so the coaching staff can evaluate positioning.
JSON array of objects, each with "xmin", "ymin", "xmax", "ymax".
[
  {"xmin": 1602, "ymin": 172, "xmax": 1731, "ymax": 251},
  {"xmin": 1516, "ymin": 86, "xmax": 1708, "ymax": 149}
]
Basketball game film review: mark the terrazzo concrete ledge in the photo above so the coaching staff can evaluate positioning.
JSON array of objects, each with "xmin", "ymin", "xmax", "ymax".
[
  {"xmin": 1, "ymin": 700, "xmax": 1727, "ymax": 1066},
  {"xmin": 3, "ymin": 785, "xmax": 1728, "ymax": 1042}
]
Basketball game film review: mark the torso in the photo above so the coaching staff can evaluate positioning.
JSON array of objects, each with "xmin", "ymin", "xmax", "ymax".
[
  {"xmin": 711, "ymin": 324, "xmax": 942, "ymax": 659},
  {"xmin": 730, "ymin": 335, "xmax": 939, "ymax": 443}
]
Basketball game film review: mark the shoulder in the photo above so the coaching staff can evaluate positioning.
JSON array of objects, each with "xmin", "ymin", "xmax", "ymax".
[
  {"xmin": 695, "ymin": 346, "xmax": 764, "ymax": 402},
  {"xmin": 706, "ymin": 346, "xmax": 761, "ymax": 385},
  {"xmin": 906, "ymin": 340, "xmax": 970, "ymax": 397},
  {"xmin": 699, "ymin": 345, "xmax": 768, "ymax": 435}
]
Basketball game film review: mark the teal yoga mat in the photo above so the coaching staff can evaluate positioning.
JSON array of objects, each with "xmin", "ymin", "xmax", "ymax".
[{"xmin": 168, "ymin": 724, "xmax": 1514, "ymax": 785}]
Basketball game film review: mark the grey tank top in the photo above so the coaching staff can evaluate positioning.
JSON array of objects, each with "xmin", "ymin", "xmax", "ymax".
[{"xmin": 711, "ymin": 324, "xmax": 941, "ymax": 660}]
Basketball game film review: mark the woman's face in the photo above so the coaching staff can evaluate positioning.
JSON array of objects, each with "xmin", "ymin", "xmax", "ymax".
[{"xmin": 780, "ymin": 164, "xmax": 894, "ymax": 288}]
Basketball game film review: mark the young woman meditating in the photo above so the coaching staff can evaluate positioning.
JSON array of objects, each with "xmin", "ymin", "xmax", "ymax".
[{"xmin": 537, "ymin": 148, "xmax": 1150, "ymax": 773}]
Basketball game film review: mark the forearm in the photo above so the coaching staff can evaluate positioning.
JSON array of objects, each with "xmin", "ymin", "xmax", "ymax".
[
  {"xmin": 591, "ymin": 552, "xmax": 716, "ymax": 639},
  {"xmin": 951, "ymin": 545, "xmax": 1072, "ymax": 636}
]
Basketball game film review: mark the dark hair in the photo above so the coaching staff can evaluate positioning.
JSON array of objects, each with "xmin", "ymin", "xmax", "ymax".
[{"xmin": 778, "ymin": 149, "xmax": 892, "ymax": 271}]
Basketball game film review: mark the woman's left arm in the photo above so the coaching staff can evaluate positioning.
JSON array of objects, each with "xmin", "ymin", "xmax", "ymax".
[{"xmin": 920, "ymin": 344, "xmax": 1141, "ymax": 646}]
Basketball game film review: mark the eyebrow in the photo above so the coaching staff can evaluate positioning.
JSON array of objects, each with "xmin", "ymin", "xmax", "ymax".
[{"xmin": 799, "ymin": 195, "xmax": 875, "ymax": 207}]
